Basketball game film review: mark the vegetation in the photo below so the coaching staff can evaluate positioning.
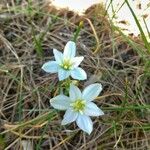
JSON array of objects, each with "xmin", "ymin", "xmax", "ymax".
[{"xmin": 0, "ymin": 0, "xmax": 149, "ymax": 149}]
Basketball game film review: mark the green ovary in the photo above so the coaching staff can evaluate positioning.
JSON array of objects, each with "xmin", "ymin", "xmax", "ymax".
[
  {"xmin": 71, "ymin": 99, "xmax": 86, "ymax": 113},
  {"xmin": 60, "ymin": 59, "xmax": 72, "ymax": 70}
]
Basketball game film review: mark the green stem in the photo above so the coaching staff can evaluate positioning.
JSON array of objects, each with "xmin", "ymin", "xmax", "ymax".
[{"xmin": 73, "ymin": 21, "xmax": 83, "ymax": 42}]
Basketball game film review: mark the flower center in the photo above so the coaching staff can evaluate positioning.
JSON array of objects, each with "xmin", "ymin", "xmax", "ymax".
[
  {"xmin": 71, "ymin": 99, "xmax": 86, "ymax": 113},
  {"xmin": 60, "ymin": 59, "xmax": 72, "ymax": 70}
]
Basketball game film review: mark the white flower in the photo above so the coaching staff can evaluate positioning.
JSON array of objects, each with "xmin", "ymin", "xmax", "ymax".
[
  {"xmin": 42, "ymin": 41, "xmax": 87, "ymax": 81},
  {"xmin": 50, "ymin": 83, "xmax": 104, "ymax": 134}
]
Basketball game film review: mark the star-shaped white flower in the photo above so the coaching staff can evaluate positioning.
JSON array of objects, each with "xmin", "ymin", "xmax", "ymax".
[
  {"xmin": 42, "ymin": 41, "xmax": 87, "ymax": 81},
  {"xmin": 50, "ymin": 83, "xmax": 104, "ymax": 134}
]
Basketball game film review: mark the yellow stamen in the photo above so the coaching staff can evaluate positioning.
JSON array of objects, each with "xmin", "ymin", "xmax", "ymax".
[
  {"xmin": 71, "ymin": 99, "xmax": 86, "ymax": 113},
  {"xmin": 60, "ymin": 59, "xmax": 72, "ymax": 70}
]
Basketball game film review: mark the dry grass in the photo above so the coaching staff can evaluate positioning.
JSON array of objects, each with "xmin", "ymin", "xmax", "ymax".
[{"xmin": 0, "ymin": 0, "xmax": 150, "ymax": 150}]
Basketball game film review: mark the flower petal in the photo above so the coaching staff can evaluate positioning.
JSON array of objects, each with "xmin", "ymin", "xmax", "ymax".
[
  {"xmin": 76, "ymin": 114, "xmax": 93, "ymax": 135},
  {"xmin": 82, "ymin": 83, "xmax": 102, "ymax": 101},
  {"xmin": 58, "ymin": 68, "xmax": 70, "ymax": 81},
  {"xmin": 84, "ymin": 102, "xmax": 104, "ymax": 116},
  {"xmin": 42, "ymin": 61, "xmax": 58, "ymax": 73},
  {"xmin": 61, "ymin": 108, "xmax": 78, "ymax": 125},
  {"xmin": 71, "ymin": 67, "xmax": 87, "ymax": 80},
  {"xmin": 53, "ymin": 49, "xmax": 63, "ymax": 64},
  {"xmin": 72, "ymin": 56, "xmax": 84, "ymax": 68},
  {"xmin": 50, "ymin": 95, "xmax": 70, "ymax": 110},
  {"xmin": 64, "ymin": 41, "xmax": 76, "ymax": 59},
  {"xmin": 69, "ymin": 84, "xmax": 82, "ymax": 101}
]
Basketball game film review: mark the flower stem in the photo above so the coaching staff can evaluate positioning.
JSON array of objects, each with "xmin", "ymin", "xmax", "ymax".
[{"xmin": 73, "ymin": 21, "xmax": 84, "ymax": 42}]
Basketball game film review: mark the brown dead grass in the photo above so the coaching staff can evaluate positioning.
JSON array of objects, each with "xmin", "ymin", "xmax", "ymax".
[{"xmin": 0, "ymin": 0, "xmax": 150, "ymax": 150}]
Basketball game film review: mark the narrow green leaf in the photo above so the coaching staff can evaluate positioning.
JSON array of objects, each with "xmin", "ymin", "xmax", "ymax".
[{"xmin": 125, "ymin": 0, "xmax": 150, "ymax": 53}]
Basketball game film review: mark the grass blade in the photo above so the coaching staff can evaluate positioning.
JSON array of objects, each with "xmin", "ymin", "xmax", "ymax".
[{"xmin": 125, "ymin": 0, "xmax": 150, "ymax": 53}]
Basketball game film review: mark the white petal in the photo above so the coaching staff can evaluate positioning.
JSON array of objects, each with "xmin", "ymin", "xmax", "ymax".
[
  {"xmin": 84, "ymin": 102, "xmax": 104, "ymax": 116},
  {"xmin": 82, "ymin": 83, "xmax": 102, "ymax": 101},
  {"xmin": 50, "ymin": 95, "xmax": 70, "ymax": 110},
  {"xmin": 69, "ymin": 84, "xmax": 82, "ymax": 101},
  {"xmin": 42, "ymin": 61, "xmax": 58, "ymax": 73},
  {"xmin": 71, "ymin": 67, "xmax": 87, "ymax": 80},
  {"xmin": 61, "ymin": 108, "xmax": 78, "ymax": 125},
  {"xmin": 53, "ymin": 49, "xmax": 63, "ymax": 64},
  {"xmin": 58, "ymin": 68, "xmax": 70, "ymax": 81},
  {"xmin": 64, "ymin": 41, "xmax": 76, "ymax": 59},
  {"xmin": 72, "ymin": 56, "xmax": 84, "ymax": 68},
  {"xmin": 76, "ymin": 114, "xmax": 93, "ymax": 135}
]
